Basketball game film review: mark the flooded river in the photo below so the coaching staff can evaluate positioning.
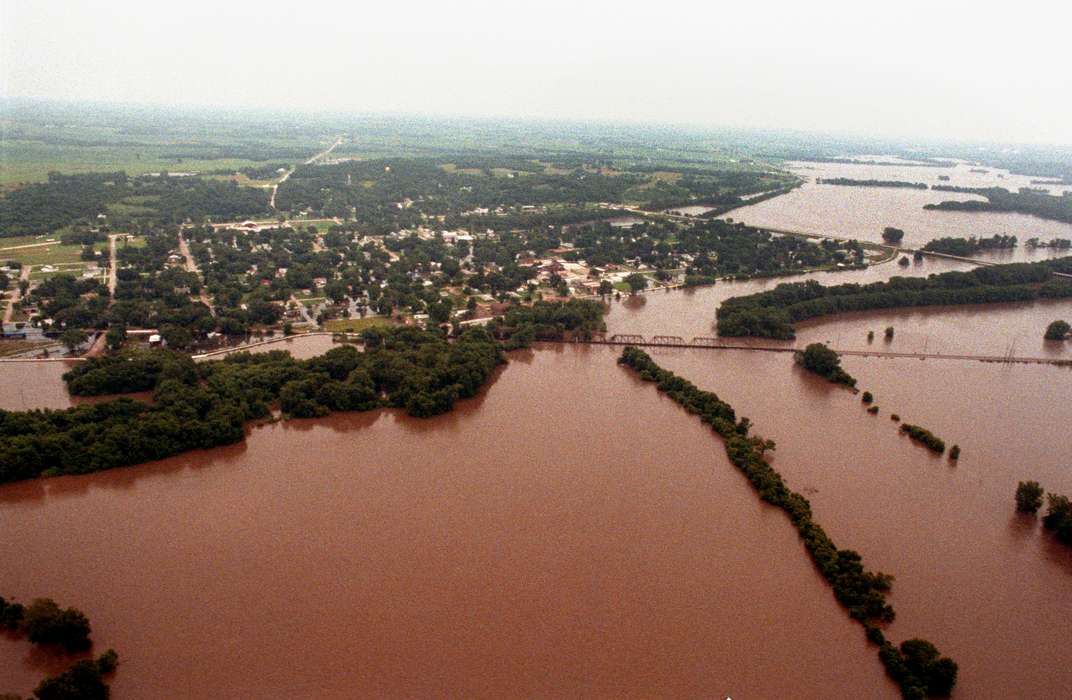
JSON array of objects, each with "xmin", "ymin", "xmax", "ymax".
[
  {"xmin": 0, "ymin": 347, "xmax": 893, "ymax": 699},
  {"xmin": 2, "ymin": 176, "xmax": 1071, "ymax": 696},
  {"xmin": 648, "ymin": 348, "xmax": 1072, "ymax": 700},
  {"xmin": 718, "ymin": 160, "xmax": 1072, "ymax": 258}
]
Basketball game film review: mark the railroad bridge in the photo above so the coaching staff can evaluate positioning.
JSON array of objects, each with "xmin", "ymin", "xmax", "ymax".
[{"xmin": 557, "ymin": 334, "xmax": 1072, "ymax": 367}]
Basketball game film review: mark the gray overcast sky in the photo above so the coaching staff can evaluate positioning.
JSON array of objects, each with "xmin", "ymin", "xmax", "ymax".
[{"xmin": 2, "ymin": 0, "xmax": 1070, "ymax": 144}]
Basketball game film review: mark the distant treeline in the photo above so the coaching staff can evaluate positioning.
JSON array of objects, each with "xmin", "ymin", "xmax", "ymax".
[
  {"xmin": 801, "ymin": 157, "xmax": 952, "ymax": 168},
  {"xmin": 921, "ymin": 235, "xmax": 1018, "ymax": 256},
  {"xmin": 618, "ymin": 347, "xmax": 957, "ymax": 699},
  {"xmin": 818, "ymin": 178, "xmax": 928, "ymax": 189},
  {"xmin": 0, "ymin": 327, "xmax": 503, "ymax": 483},
  {"xmin": 717, "ymin": 258, "xmax": 1072, "ymax": 339}
]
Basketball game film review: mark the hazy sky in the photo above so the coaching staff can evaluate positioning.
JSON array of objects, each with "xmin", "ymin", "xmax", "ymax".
[{"xmin": 3, "ymin": 0, "xmax": 1070, "ymax": 144}]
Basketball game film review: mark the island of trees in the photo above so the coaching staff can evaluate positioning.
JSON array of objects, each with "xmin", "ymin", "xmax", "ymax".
[
  {"xmin": 716, "ymin": 257, "xmax": 1072, "ymax": 339},
  {"xmin": 795, "ymin": 343, "xmax": 857, "ymax": 387},
  {"xmin": 924, "ymin": 187, "xmax": 1072, "ymax": 225},
  {"xmin": 0, "ymin": 595, "xmax": 117, "ymax": 700},
  {"xmin": 617, "ymin": 346, "xmax": 956, "ymax": 698},
  {"xmin": 1044, "ymin": 319, "xmax": 1070, "ymax": 340},
  {"xmin": 818, "ymin": 178, "xmax": 928, "ymax": 189},
  {"xmin": 899, "ymin": 424, "xmax": 946, "ymax": 454},
  {"xmin": 921, "ymin": 235, "xmax": 1017, "ymax": 256},
  {"xmin": 1015, "ymin": 481, "xmax": 1072, "ymax": 547}
]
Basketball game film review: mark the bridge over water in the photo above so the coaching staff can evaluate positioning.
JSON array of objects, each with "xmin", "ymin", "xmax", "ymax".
[{"xmin": 554, "ymin": 334, "xmax": 1072, "ymax": 367}]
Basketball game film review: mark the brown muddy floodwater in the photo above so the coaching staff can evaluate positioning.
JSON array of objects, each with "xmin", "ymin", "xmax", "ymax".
[
  {"xmin": 649, "ymin": 348, "xmax": 1072, "ymax": 700},
  {"xmin": 0, "ymin": 346, "xmax": 894, "ymax": 699},
  {"xmin": 722, "ymin": 160, "xmax": 1072, "ymax": 259},
  {"xmin": 605, "ymin": 256, "xmax": 1072, "ymax": 359}
]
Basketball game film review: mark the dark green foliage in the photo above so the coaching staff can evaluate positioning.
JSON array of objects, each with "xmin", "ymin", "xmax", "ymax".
[
  {"xmin": 1044, "ymin": 319, "xmax": 1070, "ymax": 340},
  {"xmin": 880, "ymin": 639, "xmax": 958, "ymax": 698},
  {"xmin": 925, "ymin": 187, "xmax": 1072, "ymax": 225},
  {"xmin": 862, "ymin": 391, "xmax": 874, "ymax": 403},
  {"xmin": 59, "ymin": 329, "xmax": 88, "ymax": 354},
  {"xmin": 882, "ymin": 227, "xmax": 906, "ymax": 243},
  {"xmin": 717, "ymin": 258, "xmax": 1072, "ymax": 338},
  {"xmin": 0, "ymin": 328, "xmax": 502, "ymax": 483},
  {"xmin": 867, "ymin": 405, "xmax": 879, "ymax": 415},
  {"xmin": 617, "ymin": 347, "xmax": 955, "ymax": 698},
  {"xmin": 0, "ymin": 171, "xmax": 270, "ymax": 236},
  {"xmin": 624, "ymin": 273, "xmax": 648, "ymax": 294},
  {"xmin": 23, "ymin": 599, "xmax": 91, "ymax": 653},
  {"xmin": 0, "ymin": 596, "xmax": 25, "ymax": 630},
  {"xmin": 795, "ymin": 343, "xmax": 857, "ymax": 387},
  {"xmin": 922, "ymin": 235, "xmax": 1017, "ymax": 256},
  {"xmin": 498, "ymin": 299, "xmax": 606, "ymax": 348},
  {"xmin": 1015, "ymin": 481, "xmax": 1044, "ymax": 514},
  {"xmin": 820, "ymin": 180, "xmax": 927, "ymax": 190},
  {"xmin": 1042, "ymin": 493, "xmax": 1072, "ymax": 545},
  {"xmin": 900, "ymin": 424, "xmax": 946, "ymax": 453},
  {"xmin": 63, "ymin": 350, "xmax": 197, "ymax": 395},
  {"xmin": 948, "ymin": 445, "xmax": 960, "ymax": 460},
  {"xmin": 32, "ymin": 651, "xmax": 118, "ymax": 700}
]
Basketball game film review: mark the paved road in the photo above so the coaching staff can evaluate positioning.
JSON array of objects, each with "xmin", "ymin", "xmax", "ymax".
[
  {"xmin": 107, "ymin": 234, "xmax": 119, "ymax": 297},
  {"xmin": 270, "ymin": 136, "xmax": 344, "ymax": 210},
  {"xmin": 177, "ymin": 232, "xmax": 215, "ymax": 315},
  {"xmin": 0, "ymin": 241, "xmax": 57, "ymax": 252},
  {"xmin": 3, "ymin": 265, "xmax": 32, "ymax": 323}
]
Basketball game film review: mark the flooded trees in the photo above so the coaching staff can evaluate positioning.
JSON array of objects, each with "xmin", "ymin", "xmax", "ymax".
[
  {"xmin": 618, "ymin": 347, "xmax": 959, "ymax": 698},
  {"xmin": 23, "ymin": 598, "xmax": 92, "ymax": 653},
  {"xmin": 1044, "ymin": 319, "xmax": 1070, "ymax": 340},
  {"xmin": 795, "ymin": 343, "xmax": 857, "ymax": 387},
  {"xmin": 881, "ymin": 227, "xmax": 905, "ymax": 244},
  {"xmin": 899, "ymin": 424, "xmax": 945, "ymax": 454},
  {"xmin": 1015, "ymin": 481, "xmax": 1045, "ymax": 513}
]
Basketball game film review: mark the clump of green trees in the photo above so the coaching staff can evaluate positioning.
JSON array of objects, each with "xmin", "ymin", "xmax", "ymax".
[
  {"xmin": 1015, "ymin": 481, "xmax": 1045, "ymax": 513},
  {"xmin": 496, "ymin": 299, "xmax": 606, "ymax": 349},
  {"xmin": 882, "ymin": 227, "xmax": 906, "ymax": 244},
  {"xmin": 899, "ymin": 424, "xmax": 946, "ymax": 454},
  {"xmin": 31, "ymin": 650, "xmax": 118, "ymax": 700},
  {"xmin": 922, "ymin": 235, "xmax": 1017, "ymax": 256},
  {"xmin": 716, "ymin": 257, "xmax": 1072, "ymax": 338},
  {"xmin": 0, "ymin": 327, "xmax": 503, "ymax": 483},
  {"xmin": 63, "ymin": 350, "xmax": 197, "ymax": 395},
  {"xmin": 1044, "ymin": 319, "xmax": 1070, "ymax": 340},
  {"xmin": 0, "ymin": 595, "xmax": 117, "ymax": 700},
  {"xmin": 794, "ymin": 343, "xmax": 857, "ymax": 387},
  {"xmin": 925, "ymin": 187, "xmax": 1072, "ymax": 225},
  {"xmin": 617, "ymin": 346, "xmax": 956, "ymax": 698},
  {"xmin": 0, "ymin": 597, "xmax": 92, "ymax": 653},
  {"xmin": 1015, "ymin": 481, "xmax": 1072, "ymax": 547}
]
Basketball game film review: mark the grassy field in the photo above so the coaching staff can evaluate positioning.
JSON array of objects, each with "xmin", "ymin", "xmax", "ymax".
[
  {"xmin": 0, "ymin": 234, "xmax": 64, "ymax": 248},
  {"xmin": 324, "ymin": 316, "xmax": 397, "ymax": 332},
  {"xmin": 4, "ymin": 243, "xmax": 86, "ymax": 267},
  {"xmin": 0, "ymin": 140, "xmax": 281, "ymax": 185}
]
